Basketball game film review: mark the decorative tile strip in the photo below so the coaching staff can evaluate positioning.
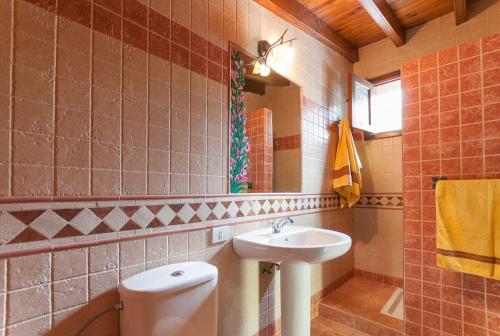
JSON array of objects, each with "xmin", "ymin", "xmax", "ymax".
[
  {"xmin": 273, "ymin": 135, "xmax": 301, "ymax": 151},
  {"xmin": 354, "ymin": 193, "xmax": 403, "ymax": 209},
  {"xmin": 0, "ymin": 194, "xmax": 340, "ymax": 249}
]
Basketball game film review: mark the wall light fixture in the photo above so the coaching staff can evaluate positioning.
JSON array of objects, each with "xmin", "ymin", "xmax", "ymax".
[{"xmin": 252, "ymin": 29, "xmax": 296, "ymax": 77}]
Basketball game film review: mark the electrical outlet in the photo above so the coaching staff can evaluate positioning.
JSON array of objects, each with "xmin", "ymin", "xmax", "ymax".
[{"xmin": 212, "ymin": 226, "xmax": 230, "ymax": 244}]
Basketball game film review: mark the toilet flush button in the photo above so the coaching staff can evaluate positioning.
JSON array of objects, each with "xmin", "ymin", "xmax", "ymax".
[{"xmin": 171, "ymin": 271, "xmax": 184, "ymax": 277}]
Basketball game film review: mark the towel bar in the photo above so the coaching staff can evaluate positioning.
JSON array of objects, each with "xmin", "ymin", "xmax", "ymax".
[{"xmin": 432, "ymin": 176, "xmax": 448, "ymax": 189}]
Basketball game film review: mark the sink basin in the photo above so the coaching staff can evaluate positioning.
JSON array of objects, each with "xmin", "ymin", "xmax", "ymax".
[
  {"xmin": 233, "ymin": 225, "xmax": 352, "ymax": 264},
  {"xmin": 233, "ymin": 225, "xmax": 352, "ymax": 336}
]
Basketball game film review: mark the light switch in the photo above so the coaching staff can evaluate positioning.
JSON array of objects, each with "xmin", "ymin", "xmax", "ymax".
[{"xmin": 212, "ymin": 226, "xmax": 230, "ymax": 244}]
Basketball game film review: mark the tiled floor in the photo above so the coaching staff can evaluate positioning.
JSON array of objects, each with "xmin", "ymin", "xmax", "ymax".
[
  {"xmin": 317, "ymin": 277, "xmax": 404, "ymax": 335},
  {"xmin": 311, "ymin": 316, "xmax": 371, "ymax": 336}
]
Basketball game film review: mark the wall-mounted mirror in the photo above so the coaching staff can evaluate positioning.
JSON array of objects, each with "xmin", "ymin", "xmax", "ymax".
[{"xmin": 229, "ymin": 43, "xmax": 302, "ymax": 194}]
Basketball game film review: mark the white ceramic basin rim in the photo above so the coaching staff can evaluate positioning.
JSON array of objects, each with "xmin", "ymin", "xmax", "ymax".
[{"xmin": 233, "ymin": 225, "xmax": 352, "ymax": 264}]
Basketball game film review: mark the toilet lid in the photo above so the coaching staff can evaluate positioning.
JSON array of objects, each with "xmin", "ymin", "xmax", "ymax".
[{"xmin": 119, "ymin": 261, "xmax": 218, "ymax": 300}]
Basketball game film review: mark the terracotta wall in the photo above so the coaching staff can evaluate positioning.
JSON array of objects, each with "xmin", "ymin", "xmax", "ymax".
[
  {"xmin": 246, "ymin": 108, "xmax": 273, "ymax": 192},
  {"xmin": 354, "ymin": 0, "xmax": 500, "ymax": 79},
  {"xmin": 353, "ymin": 137, "xmax": 404, "ymax": 280},
  {"xmin": 0, "ymin": 0, "xmax": 354, "ymax": 334},
  {"xmin": 402, "ymin": 33, "xmax": 500, "ymax": 335}
]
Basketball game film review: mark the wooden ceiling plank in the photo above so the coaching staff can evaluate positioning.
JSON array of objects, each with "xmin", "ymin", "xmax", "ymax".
[
  {"xmin": 454, "ymin": 0, "xmax": 467, "ymax": 25},
  {"xmin": 358, "ymin": 0, "xmax": 405, "ymax": 46},
  {"xmin": 254, "ymin": 0, "xmax": 359, "ymax": 62}
]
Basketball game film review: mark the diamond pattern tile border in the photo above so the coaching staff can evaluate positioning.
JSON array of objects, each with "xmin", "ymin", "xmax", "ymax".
[
  {"xmin": 0, "ymin": 194, "xmax": 341, "ymax": 246},
  {"xmin": 354, "ymin": 194, "xmax": 403, "ymax": 209}
]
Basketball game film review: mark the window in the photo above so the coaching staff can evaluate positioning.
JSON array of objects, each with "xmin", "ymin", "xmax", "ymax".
[
  {"xmin": 349, "ymin": 73, "xmax": 402, "ymax": 135},
  {"xmin": 371, "ymin": 79, "xmax": 402, "ymax": 133}
]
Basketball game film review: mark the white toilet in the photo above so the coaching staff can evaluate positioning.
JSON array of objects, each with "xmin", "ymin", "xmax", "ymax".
[{"xmin": 118, "ymin": 261, "xmax": 218, "ymax": 336}]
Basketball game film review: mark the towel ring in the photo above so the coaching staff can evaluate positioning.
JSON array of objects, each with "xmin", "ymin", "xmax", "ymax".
[{"xmin": 432, "ymin": 176, "xmax": 448, "ymax": 189}]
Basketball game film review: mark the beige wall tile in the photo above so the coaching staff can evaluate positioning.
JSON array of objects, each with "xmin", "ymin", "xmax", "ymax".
[
  {"xmin": 353, "ymin": 208, "xmax": 403, "ymax": 278},
  {"xmin": 122, "ymin": 171, "xmax": 147, "ymax": 195},
  {"xmin": 120, "ymin": 263, "xmax": 146, "ymax": 281},
  {"xmin": 89, "ymin": 243, "xmax": 119, "ymax": 273},
  {"xmin": 89, "ymin": 269, "xmax": 119, "ymax": 300},
  {"xmin": 12, "ymin": 164, "xmax": 53, "ymax": 196},
  {"xmin": 15, "ymin": 1, "xmax": 55, "ymax": 42},
  {"xmin": 188, "ymin": 230, "xmax": 207, "ymax": 252},
  {"xmin": 55, "ymin": 167, "xmax": 90, "ymax": 196},
  {"xmin": 0, "ymin": 163, "xmax": 8, "ymax": 196},
  {"xmin": 12, "ymin": 98, "xmax": 53, "ymax": 135},
  {"xmin": 148, "ymin": 172, "xmax": 170, "ymax": 194},
  {"xmin": 8, "ymin": 253, "xmax": 51, "ymax": 290},
  {"xmin": 53, "ymin": 276, "xmax": 88, "ymax": 312},
  {"xmin": 56, "ymin": 78, "xmax": 90, "ymax": 113},
  {"xmin": 169, "ymin": 233, "xmax": 188, "ymax": 257},
  {"xmin": 170, "ymin": 173, "xmax": 189, "ymax": 194},
  {"xmin": 0, "ymin": 259, "xmax": 6, "ymax": 294},
  {"xmin": 12, "ymin": 131, "xmax": 53, "ymax": 166},
  {"xmin": 92, "ymin": 143, "xmax": 121, "ymax": 170},
  {"xmin": 146, "ymin": 236, "xmax": 168, "ymax": 262},
  {"xmin": 6, "ymin": 314, "xmax": 50, "ymax": 336},
  {"xmin": 53, "ymin": 248, "xmax": 88, "ymax": 281},
  {"xmin": 356, "ymin": 137, "xmax": 403, "ymax": 193},
  {"xmin": 7, "ymin": 285, "xmax": 50, "ymax": 324},
  {"xmin": 120, "ymin": 240, "xmax": 145, "ymax": 267},
  {"xmin": 92, "ymin": 169, "xmax": 121, "ymax": 195}
]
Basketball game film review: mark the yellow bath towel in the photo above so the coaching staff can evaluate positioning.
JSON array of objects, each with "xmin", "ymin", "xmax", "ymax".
[
  {"xmin": 436, "ymin": 180, "xmax": 500, "ymax": 279},
  {"xmin": 332, "ymin": 118, "xmax": 362, "ymax": 208}
]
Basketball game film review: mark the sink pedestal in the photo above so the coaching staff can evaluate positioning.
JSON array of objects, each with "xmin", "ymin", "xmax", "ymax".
[
  {"xmin": 233, "ymin": 225, "xmax": 352, "ymax": 336},
  {"xmin": 280, "ymin": 263, "xmax": 311, "ymax": 336}
]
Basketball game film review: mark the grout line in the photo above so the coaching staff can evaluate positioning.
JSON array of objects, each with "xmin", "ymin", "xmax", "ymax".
[
  {"xmin": 52, "ymin": 3, "xmax": 59, "ymax": 197},
  {"xmin": 48, "ymin": 246, "xmax": 53, "ymax": 329},
  {"xmin": 1, "ymin": 260, "xmax": 7, "ymax": 331},
  {"xmin": 457, "ymin": 46, "xmax": 463, "ymax": 180},
  {"xmin": 7, "ymin": 0, "xmax": 14, "ymax": 198},
  {"xmin": 89, "ymin": 1, "xmax": 95, "ymax": 196},
  {"xmin": 437, "ymin": 50, "xmax": 444, "ymax": 335},
  {"xmin": 479, "ymin": 37, "xmax": 490, "ymax": 335},
  {"xmin": 119, "ymin": 0, "xmax": 124, "ymax": 195},
  {"xmin": 145, "ymin": 2, "xmax": 150, "ymax": 195},
  {"xmin": 456, "ymin": 44, "xmax": 465, "ymax": 336},
  {"xmin": 416, "ymin": 57, "xmax": 424, "ymax": 335},
  {"xmin": 479, "ymin": 39, "xmax": 486, "ymax": 178}
]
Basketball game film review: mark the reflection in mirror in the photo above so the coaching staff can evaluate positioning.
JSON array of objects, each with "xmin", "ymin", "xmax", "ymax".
[{"xmin": 229, "ymin": 44, "xmax": 301, "ymax": 194}]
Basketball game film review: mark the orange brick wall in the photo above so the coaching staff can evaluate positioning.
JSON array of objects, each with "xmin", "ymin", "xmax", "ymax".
[
  {"xmin": 402, "ymin": 33, "xmax": 500, "ymax": 335},
  {"xmin": 246, "ymin": 108, "xmax": 273, "ymax": 192}
]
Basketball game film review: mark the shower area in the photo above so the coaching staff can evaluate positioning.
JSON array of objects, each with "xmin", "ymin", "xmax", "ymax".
[{"xmin": 314, "ymin": 135, "xmax": 404, "ymax": 335}]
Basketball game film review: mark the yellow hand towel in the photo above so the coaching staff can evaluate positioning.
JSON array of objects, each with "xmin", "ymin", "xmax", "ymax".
[
  {"xmin": 332, "ymin": 118, "xmax": 362, "ymax": 208},
  {"xmin": 436, "ymin": 179, "xmax": 500, "ymax": 279}
]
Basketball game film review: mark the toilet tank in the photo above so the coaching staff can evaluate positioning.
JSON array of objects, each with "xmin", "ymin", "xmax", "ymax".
[{"xmin": 118, "ymin": 261, "xmax": 218, "ymax": 336}]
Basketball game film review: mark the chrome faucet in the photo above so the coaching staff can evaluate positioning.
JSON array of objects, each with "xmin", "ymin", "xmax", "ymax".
[{"xmin": 271, "ymin": 218, "xmax": 294, "ymax": 233}]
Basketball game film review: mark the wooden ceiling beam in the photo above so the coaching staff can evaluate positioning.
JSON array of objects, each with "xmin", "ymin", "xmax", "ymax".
[
  {"xmin": 358, "ymin": 0, "xmax": 405, "ymax": 47},
  {"xmin": 454, "ymin": 0, "xmax": 467, "ymax": 25},
  {"xmin": 254, "ymin": 0, "xmax": 359, "ymax": 62}
]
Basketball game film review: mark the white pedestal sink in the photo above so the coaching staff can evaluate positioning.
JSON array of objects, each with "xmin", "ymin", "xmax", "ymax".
[{"xmin": 233, "ymin": 225, "xmax": 352, "ymax": 336}]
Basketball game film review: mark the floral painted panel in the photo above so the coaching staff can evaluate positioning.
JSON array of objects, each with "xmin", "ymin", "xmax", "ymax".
[{"xmin": 230, "ymin": 51, "xmax": 250, "ymax": 193}]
